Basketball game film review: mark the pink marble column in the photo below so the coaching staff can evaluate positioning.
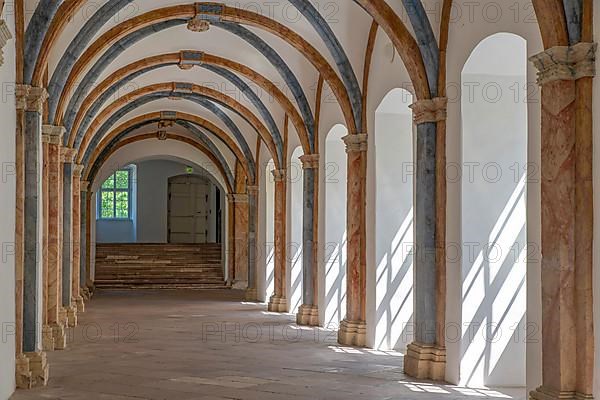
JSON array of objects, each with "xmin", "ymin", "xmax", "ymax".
[
  {"xmin": 338, "ymin": 134, "xmax": 367, "ymax": 346},
  {"xmin": 226, "ymin": 195, "xmax": 235, "ymax": 286},
  {"xmin": 71, "ymin": 164, "xmax": 84, "ymax": 313},
  {"xmin": 268, "ymin": 169, "xmax": 288, "ymax": 312},
  {"xmin": 529, "ymin": 43, "xmax": 595, "ymax": 400},
  {"xmin": 41, "ymin": 134, "xmax": 52, "ymax": 351},
  {"xmin": 43, "ymin": 125, "xmax": 66, "ymax": 350},
  {"xmin": 228, "ymin": 193, "xmax": 248, "ymax": 289}
]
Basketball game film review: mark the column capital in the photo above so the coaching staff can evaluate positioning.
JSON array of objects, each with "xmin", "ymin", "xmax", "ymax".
[
  {"xmin": 26, "ymin": 86, "xmax": 48, "ymax": 114},
  {"xmin": 80, "ymin": 181, "xmax": 90, "ymax": 192},
  {"xmin": 15, "ymin": 84, "xmax": 30, "ymax": 111},
  {"xmin": 530, "ymin": 42, "xmax": 597, "ymax": 85},
  {"xmin": 247, "ymin": 185, "xmax": 259, "ymax": 194},
  {"xmin": 271, "ymin": 169, "xmax": 286, "ymax": 181},
  {"xmin": 227, "ymin": 193, "xmax": 248, "ymax": 203},
  {"xmin": 409, "ymin": 97, "xmax": 448, "ymax": 124},
  {"xmin": 60, "ymin": 147, "xmax": 76, "ymax": 164},
  {"xmin": 41, "ymin": 125, "xmax": 65, "ymax": 145},
  {"xmin": 342, "ymin": 134, "xmax": 368, "ymax": 153},
  {"xmin": 0, "ymin": 19, "xmax": 12, "ymax": 66},
  {"xmin": 73, "ymin": 164, "xmax": 84, "ymax": 177},
  {"xmin": 299, "ymin": 154, "xmax": 320, "ymax": 169}
]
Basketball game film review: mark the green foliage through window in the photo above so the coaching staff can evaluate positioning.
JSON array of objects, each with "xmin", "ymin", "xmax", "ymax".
[{"xmin": 99, "ymin": 169, "xmax": 131, "ymax": 219}]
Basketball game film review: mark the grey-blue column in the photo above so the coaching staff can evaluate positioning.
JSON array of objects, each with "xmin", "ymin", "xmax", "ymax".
[
  {"xmin": 414, "ymin": 122, "xmax": 437, "ymax": 345},
  {"xmin": 62, "ymin": 161, "xmax": 73, "ymax": 307},
  {"xmin": 302, "ymin": 166, "xmax": 316, "ymax": 306},
  {"xmin": 23, "ymin": 87, "xmax": 46, "ymax": 353},
  {"xmin": 247, "ymin": 187, "xmax": 257, "ymax": 295},
  {"xmin": 80, "ymin": 185, "xmax": 87, "ymax": 288}
]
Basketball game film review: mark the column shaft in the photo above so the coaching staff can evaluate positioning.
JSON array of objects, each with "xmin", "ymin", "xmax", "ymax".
[
  {"xmin": 227, "ymin": 197, "xmax": 235, "ymax": 285},
  {"xmin": 71, "ymin": 165, "xmax": 84, "ymax": 312},
  {"xmin": 246, "ymin": 186, "xmax": 258, "ymax": 300},
  {"xmin": 80, "ymin": 182, "xmax": 89, "ymax": 297},
  {"xmin": 297, "ymin": 154, "xmax": 319, "ymax": 326},
  {"xmin": 61, "ymin": 149, "xmax": 77, "ymax": 327},
  {"xmin": 268, "ymin": 170, "xmax": 288, "ymax": 312},
  {"xmin": 232, "ymin": 195, "xmax": 249, "ymax": 289},
  {"xmin": 338, "ymin": 135, "xmax": 367, "ymax": 346}
]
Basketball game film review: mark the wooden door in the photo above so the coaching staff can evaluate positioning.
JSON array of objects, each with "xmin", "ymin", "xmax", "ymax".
[{"xmin": 168, "ymin": 175, "xmax": 210, "ymax": 243}]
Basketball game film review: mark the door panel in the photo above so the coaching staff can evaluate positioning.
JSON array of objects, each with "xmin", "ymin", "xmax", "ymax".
[{"xmin": 168, "ymin": 175, "xmax": 211, "ymax": 244}]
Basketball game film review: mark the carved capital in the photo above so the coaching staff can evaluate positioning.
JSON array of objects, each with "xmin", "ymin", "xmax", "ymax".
[
  {"xmin": 342, "ymin": 134, "xmax": 368, "ymax": 153},
  {"xmin": 73, "ymin": 164, "xmax": 84, "ymax": 177},
  {"xmin": 188, "ymin": 3, "xmax": 223, "ymax": 32},
  {"xmin": 26, "ymin": 86, "xmax": 48, "ymax": 113},
  {"xmin": 42, "ymin": 125, "xmax": 65, "ymax": 145},
  {"xmin": 0, "ymin": 19, "xmax": 12, "ymax": 66},
  {"xmin": 80, "ymin": 180, "xmax": 90, "ymax": 192},
  {"xmin": 247, "ymin": 185, "xmax": 259, "ymax": 194},
  {"xmin": 227, "ymin": 193, "xmax": 248, "ymax": 203},
  {"xmin": 15, "ymin": 84, "xmax": 30, "ymax": 111},
  {"xmin": 409, "ymin": 97, "xmax": 447, "ymax": 124},
  {"xmin": 187, "ymin": 17, "xmax": 211, "ymax": 32},
  {"xmin": 60, "ymin": 147, "xmax": 76, "ymax": 164},
  {"xmin": 299, "ymin": 154, "xmax": 320, "ymax": 169},
  {"xmin": 530, "ymin": 42, "xmax": 597, "ymax": 85},
  {"xmin": 271, "ymin": 169, "xmax": 286, "ymax": 182}
]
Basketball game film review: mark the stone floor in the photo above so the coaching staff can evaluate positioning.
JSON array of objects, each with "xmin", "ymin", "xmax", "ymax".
[{"xmin": 11, "ymin": 290, "xmax": 527, "ymax": 400}]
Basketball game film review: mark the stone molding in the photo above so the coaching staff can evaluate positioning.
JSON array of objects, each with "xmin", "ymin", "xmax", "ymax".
[
  {"xmin": 80, "ymin": 180, "xmax": 90, "ymax": 192},
  {"xmin": 296, "ymin": 304, "xmax": 319, "ymax": 326},
  {"xmin": 187, "ymin": 17, "xmax": 211, "ymax": 32},
  {"xmin": 342, "ymin": 134, "xmax": 368, "ymax": 153},
  {"xmin": 227, "ymin": 193, "xmax": 248, "ymax": 203},
  {"xmin": 73, "ymin": 164, "xmax": 84, "ymax": 177},
  {"xmin": 299, "ymin": 154, "xmax": 320, "ymax": 169},
  {"xmin": 409, "ymin": 97, "xmax": 448, "ymax": 124},
  {"xmin": 0, "ymin": 19, "xmax": 12, "ymax": 66},
  {"xmin": 338, "ymin": 319, "xmax": 367, "ymax": 347},
  {"xmin": 271, "ymin": 169, "xmax": 286, "ymax": 182},
  {"xmin": 403, "ymin": 342, "xmax": 446, "ymax": 381},
  {"xmin": 530, "ymin": 42, "xmax": 596, "ymax": 85},
  {"xmin": 247, "ymin": 185, "xmax": 259, "ymax": 194},
  {"xmin": 15, "ymin": 85, "xmax": 30, "ymax": 111},
  {"xmin": 179, "ymin": 50, "xmax": 204, "ymax": 70},
  {"xmin": 267, "ymin": 295, "xmax": 288, "ymax": 313},
  {"xmin": 529, "ymin": 387, "xmax": 594, "ymax": 400},
  {"xmin": 60, "ymin": 147, "xmax": 76, "ymax": 164},
  {"xmin": 42, "ymin": 125, "xmax": 65, "ymax": 145}
]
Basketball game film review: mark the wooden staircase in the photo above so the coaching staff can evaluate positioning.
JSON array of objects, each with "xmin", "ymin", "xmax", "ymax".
[{"xmin": 95, "ymin": 243, "xmax": 227, "ymax": 289}]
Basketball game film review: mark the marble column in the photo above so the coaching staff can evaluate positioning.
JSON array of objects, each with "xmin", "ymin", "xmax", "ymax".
[
  {"xmin": 229, "ymin": 193, "xmax": 249, "ymax": 289},
  {"xmin": 226, "ymin": 195, "xmax": 235, "ymax": 286},
  {"xmin": 43, "ymin": 126, "xmax": 67, "ymax": 350},
  {"xmin": 0, "ymin": 19, "xmax": 11, "ymax": 66},
  {"xmin": 403, "ymin": 97, "xmax": 447, "ymax": 381},
  {"xmin": 246, "ymin": 185, "xmax": 259, "ymax": 301},
  {"xmin": 41, "ymin": 135, "xmax": 51, "ymax": 351},
  {"xmin": 71, "ymin": 165, "xmax": 85, "ymax": 313},
  {"xmin": 338, "ymin": 134, "xmax": 367, "ymax": 346},
  {"xmin": 80, "ymin": 181, "xmax": 90, "ymax": 299},
  {"xmin": 85, "ymin": 189, "xmax": 94, "ymax": 291},
  {"xmin": 268, "ymin": 169, "xmax": 288, "ymax": 312},
  {"xmin": 529, "ymin": 42, "xmax": 596, "ymax": 400},
  {"xmin": 15, "ymin": 85, "xmax": 50, "ymax": 388},
  {"xmin": 61, "ymin": 147, "xmax": 77, "ymax": 327},
  {"xmin": 297, "ymin": 154, "xmax": 320, "ymax": 326}
]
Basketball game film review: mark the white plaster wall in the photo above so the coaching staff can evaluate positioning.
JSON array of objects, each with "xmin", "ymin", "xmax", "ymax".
[
  {"xmin": 288, "ymin": 146, "xmax": 304, "ymax": 314},
  {"xmin": 444, "ymin": 0, "xmax": 542, "ymax": 388},
  {"xmin": 0, "ymin": 10, "xmax": 16, "ymax": 400},
  {"xmin": 367, "ymin": 89, "xmax": 415, "ymax": 351},
  {"xmin": 319, "ymin": 124, "xmax": 348, "ymax": 329}
]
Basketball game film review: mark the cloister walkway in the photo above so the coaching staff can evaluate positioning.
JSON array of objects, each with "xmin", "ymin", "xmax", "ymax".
[{"xmin": 11, "ymin": 290, "xmax": 526, "ymax": 400}]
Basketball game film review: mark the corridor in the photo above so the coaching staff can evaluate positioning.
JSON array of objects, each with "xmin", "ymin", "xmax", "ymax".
[{"xmin": 11, "ymin": 291, "xmax": 526, "ymax": 400}]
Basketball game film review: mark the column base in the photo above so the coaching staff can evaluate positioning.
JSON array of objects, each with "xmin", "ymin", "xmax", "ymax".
[
  {"xmin": 51, "ymin": 323, "xmax": 67, "ymax": 350},
  {"xmin": 337, "ymin": 319, "xmax": 366, "ymax": 347},
  {"xmin": 232, "ymin": 280, "xmax": 248, "ymax": 290},
  {"xmin": 267, "ymin": 295, "xmax": 288, "ymax": 312},
  {"xmin": 245, "ymin": 288, "xmax": 258, "ymax": 302},
  {"xmin": 16, "ymin": 352, "xmax": 49, "ymax": 389},
  {"xmin": 403, "ymin": 342, "xmax": 446, "ymax": 381},
  {"xmin": 75, "ymin": 295, "xmax": 85, "ymax": 313},
  {"xmin": 296, "ymin": 304, "xmax": 319, "ymax": 326},
  {"xmin": 66, "ymin": 306, "xmax": 78, "ymax": 327},
  {"xmin": 59, "ymin": 307, "xmax": 68, "ymax": 327},
  {"xmin": 42, "ymin": 325, "xmax": 55, "ymax": 351},
  {"xmin": 81, "ymin": 286, "xmax": 91, "ymax": 300},
  {"xmin": 530, "ymin": 386, "xmax": 594, "ymax": 400}
]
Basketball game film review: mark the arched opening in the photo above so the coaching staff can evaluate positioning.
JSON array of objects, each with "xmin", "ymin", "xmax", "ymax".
[
  {"xmin": 373, "ymin": 88, "xmax": 414, "ymax": 351},
  {"xmin": 289, "ymin": 146, "xmax": 304, "ymax": 314},
  {"xmin": 460, "ymin": 32, "xmax": 528, "ymax": 388},
  {"xmin": 264, "ymin": 158, "xmax": 276, "ymax": 300},
  {"xmin": 322, "ymin": 124, "xmax": 348, "ymax": 328}
]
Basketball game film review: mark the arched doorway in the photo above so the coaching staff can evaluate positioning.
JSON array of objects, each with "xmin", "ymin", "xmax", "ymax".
[
  {"xmin": 460, "ymin": 32, "xmax": 528, "ymax": 387},
  {"xmin": 372, "ymin": 88, "xmax": 414, "ymax": 351},
  {"xmin": 322, "ymin": 124, "xmax": 348, "ymax": 328}
]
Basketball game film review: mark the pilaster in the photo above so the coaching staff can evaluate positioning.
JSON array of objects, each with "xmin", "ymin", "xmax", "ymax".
[
  {"xmin": 338, "ymin": 134, "xmax": 367, "ymax": 346},
  {"xmin": 246, "ymin": 185, "xmax": 259, "ymax": 301},
  {"xmin": 71, "ymin": 164, "xmax": 85, "ymax": 313},
  {"xmin": 529, "ymin": 42, "xmax": 596, "ymax": 400},
  {"xmin": 61, "ymin": 146, "xmax": 77, "ymax": 327},
  {"xmin": 228, "ymin": 193, "xmax": 249, "ymax": 290}
]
